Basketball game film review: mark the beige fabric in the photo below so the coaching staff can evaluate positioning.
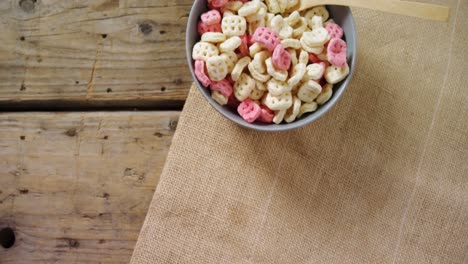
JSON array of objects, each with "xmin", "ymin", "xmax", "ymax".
[{"xmin": 131, "ymin": 2, "xmax": 468, "ymax": 263}]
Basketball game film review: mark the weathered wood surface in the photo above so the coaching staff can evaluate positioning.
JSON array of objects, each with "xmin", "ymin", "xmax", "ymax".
[
  {"xmin": 0, "ymin": 0, "xmax": 193, "ymax": 108},
  {"xmin": 0, "ymin": 112, "xmax": 179, "ymax": 263}
]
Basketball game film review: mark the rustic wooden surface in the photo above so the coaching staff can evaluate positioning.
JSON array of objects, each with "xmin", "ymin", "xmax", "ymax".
[
  {"xmin": 0, "ymin": 0, "xmax": 193, "ymax": 109},
  {"xmin": 0, "ymin": 112, "xmax": 179, "ymax": 263}
]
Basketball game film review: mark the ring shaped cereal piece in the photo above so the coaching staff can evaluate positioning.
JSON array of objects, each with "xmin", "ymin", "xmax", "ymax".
[
  {"xmin": 284, "ymin": 96, "xmax": 301, "ymax": 123},
  {"xmin": 253, "ymin": 50, "xmax": 270, "ymax": 73},
  {"xmin": 285, "ymin": 11, "xmax": 300, "ymax": 26},
  {"xmin": 238, "ymin": 98, "xmax": 261, "ymax": 123},
  {"xmin": 326, "ymin": 23, "xmax": 344, "ymax": 39},
  {"xmin": 273, "ymin": 109, "xmax": 287, "ymax": 124},
  {"xmin": 267, "ymin": 78, "xmax": 292, "ymax": 96},
  {"xmin": 302, "ymin": 28, "xmax": 330, "ymax": 47},
  {"xmin": 298, "ymin": 50, "xmax": 309, "ymax": 65},
  {"xmin": 211, "ymin": 90, "xmax": 228, "ymax": 105},
  {"xmin": 252, "ymin": 27, "xmax": 280, "ymax": 52},
  {"xmin": 287, "ymin": 49, "xmax": 298, "ymax": 67},
  {"xmin": 324, "ymin": 64, "xmax": 349, "ymax": 84},
  {"xmin": 292, "ymin": 18, "xmax": 308, "ymax": 38},
  {"xmin": 272, "ymin": 45, "xmax": 291, "ymax": 71},
  {"xmin": 221, "ymin": 51, "xmax": 238, "ymax": 72},
  {"xmin": 248, "ymin": 62, "xmax": 271, "ymax": 82},
  {"xmin": 223, "ymin": 1, "xmax": 243, "ymax": 12},
  {"xmin": 266, "ymin": 57, "xmax": 288, "ymax": 82},
  {"xmin": 249, "ymin": 43, "xmax": 263, "ymax": 57},
  {"xmin": 207, "ymin": 56, "xmax": 228, "ymax": 81},
  {"xmin": 194, "ymin": 60, "xmax": 211, "ymax": 87},
  {"xmin": 316, "ymin": 83, "xmax": 333, "ymax": 105},
  {"xmin": 263, "ymin": 91, "xmax": 293, "ymax": 111},
  {"xmin": 257, "ymin": 105, "xmax": 275, "ymax": 123},
  {"xmin": 219, "ymin": 36, "xmax": 242, "ymax": 53},
  {"xmin": 281, "ymin": 39, "xmax": 301, "ymax": 50},
  {"xmin": 304, "ymin": 6, "xmax": 329, "ymax": 23},
  {"xmin": 287, "ymin": 63, "xmax": 306, "ymax": 87},
  {"xmin": 310, "ymin": 15, "xmax": 324, "ymax": 30},
  {"xmin": 198, "ymin": 21, "xmax": 222, "ymax": 35},
  {"xmin": 249, "ymin": 83, "xmax": 265, "ymax": 100},
  {"xmin": 303, "ymin": 62, "xmax": 326, "ymax": 81},
  {"xmin": 211, "ymin": 0, "xmax": 229, "ymax": 8},
  {"xmin": 222, "ymin": 16, "xmax": 247, "ymax": 36},
  {"xmin": 265, "ymin": 0, "xmax": 281, "ymax": 13},
  {"xmin": 210, "ymin": 79, "xmax": 233, "ymax": 97},
  {"xmin": 297, "ymin": 102, "xmax": 318, "ymax": 118},
  {"xmin": 201, "ymin": 10, "xmax": 222, "ymax": 26},
  {"xmin": 238, "ymin": 0, "xmax": 261, "ymax": 17},
  {"xmin": 298, "ymin": 80, "xmax": 322, "ymax": 103},
  {"xmin": 300, "ymin": 38, "xmax": 324, "ymax": 54},
  {"xmin": 234, "ymin": 73, "xmax": 255, "ymax": 101},
  {"xmin": 192, "ymin": 42, "xmax": 219, "ymax": 61},
  {"xmin": 231, "ymin": 57, "xmax": 251, "ymax": 81},
  {"xmin": 201, "ymin": 32, "xmax": 226, "ymax": 43}
]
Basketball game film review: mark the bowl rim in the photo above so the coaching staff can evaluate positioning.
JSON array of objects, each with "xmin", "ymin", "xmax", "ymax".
[{"xmin": 186, "ymin": 4, "xmax": 358, "ymax": 132}]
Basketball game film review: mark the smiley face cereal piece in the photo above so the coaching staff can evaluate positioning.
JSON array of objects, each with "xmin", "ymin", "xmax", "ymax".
[
  {"xmin": 201, "ymin": 10, "xmax": 222, "ymax": 26},
  {"xmin": 324, "ymin": 64, "xmax": 349, "ymax": 84},
  {"xmin": 304, "ymin": 6, "xmax": 329, "ymax": 23},
  {"xmin": 238, "ymin": 0, "xmax": 261, "ymax": 17},
  {"xmin": 284, "ymin": 96, "xmax": 301, "ymax": 123},
  {"xmin": 193, "ymin": 42, "xmax": 219, "ymax": 61},
  {"xmin": 266, "ymin": 57, "xmax": 288, "ymax": 82},
  {"xmin": 248, "ymin": 61, "xmax": 271, "ymax": 82},
  {"xmin": 238, "ymin": 98, "xmax": 262, "ymax": 123},
  {"xmin": 210, "ymin": 79, "xmax": 233, "ymax": 97},
  {"xmin": 207, "ymin": 56, "xmax": 229, "ymax": 81},
  {"xmin": 297, "ymin": 80, "xmax": 322, "ymax": 103},
  {"xmin": 220, "ymin": 51, "xmax": 238, "ymax": 72},
  {"xmin": 249, "ymin": 82, "xmax": 266, "ymax": 100},
  {"xmin": 326, "ymin": 23, "xmax": 344, "ymax": 39},
  {"xmin": 194, "ymin": 60, "xmax": 211, "ymax": 87},
  {"xmin": 267, "ymin": 78, "xmax": 292, "ymax": 96},
  {"xmin": 262, "ymin": 91, "xmax": 293, "ymax": 110},
  {"xmin": 211, "ymin": 90, "xmax": 229, "ymax": 105},
  {"xmin": 316, "ymin": 83, "xmax": 333, "ymax": 105},
  {"xmin": 231, "ymin": 56, "xmax": 251, "ymax": 81},
  {"xmin": 303, "ymin": 62, "xmax": 326, "ymax": 81},
  {"xmin": 252, "ymin": 27, "xmax": 280, "ymax": 52},
  {"xmin": 234, "ymin": 73, "xmax": 256, "ymax": 101},
  {"xmin": 301, "ymin": 28, "xmax": 330, "ymax": 47},
  {"xmin": 272, "ymin": 44, "xmax": 291, "ymax": 71},
  {"xmin": 310, "ymin": 15, "xmax": 323, "ymax": 30},
  {"xmin": 222, "ymin": 15, "xmax": 247, "ymax": 36},
  {"xmin": 273, "ymin": 109, "xmax": 287, "ymax": 124}
]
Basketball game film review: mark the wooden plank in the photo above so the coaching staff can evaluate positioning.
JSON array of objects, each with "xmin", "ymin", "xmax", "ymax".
[
  {"xmin": 0, "ymin": 0, "xmax": 194, "ymax": 108},
  {"xmin": 0, "ymin": 111, "xmax": 179, "ymax": 263}
]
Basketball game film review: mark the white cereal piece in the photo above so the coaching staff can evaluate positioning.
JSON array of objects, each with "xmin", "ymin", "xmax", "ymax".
[
  {"xmin": 206, "ymin": 56, "xmax": 228, "ymax": 81},
  {"xmin": 267, "ymin": 78, "xmax": 292, "ymax": 96},
  {"xmin": 246, "ymin": 3, "xmax": 267, "ymax": 22},
  {"xmin": 219, "ymin": 36, "xmax": 242, "ymax": 53},
  {"xmin": 263, "ymin": 91, "xmax": 293, "ymax": 111},
  {"xmin": 266, "ymin": 57, "xmax": 288, "ymax": 82},
  {"xmin": 301, "ymin": 28, "xmax": 330, "ymax": 47},
  {"xmin": 231, "ymin": 57, "xmax": 252, "ymax": 81},
  {"xmin": 303, "ymin": 63, "xmax": 325, "ymax": 81},
  {"xmin": 223, "ymin": 1, "xmax": 243, "ymax": 12},
  {"xmin": 316, "ymin": 83, "xmax": 333, "ymax": 105},
  {"xmin": 304, "ymin": 6, "xmax": 329, "ymax": 23},
  {"xmin": 271, "ymin": 15, "xmax": 293, "ymax": 39},
  {"xmin": 222, "ymin": 15, "xmax": 247, "ymax": 36},
  {"xmin": 324, "ymin": 64, "xmax": 350, "ymax": 84},
  {"xmin": 292, "ymin": 17, "xmax": 308, "ymax": 38},
  {"xmin": 249, "ymin": 43, "xmax": 263, "ymax": 57},
  {"xmin": 266, "ymin": 13, "xmax": 275, "ymax": 27},
  {"xmin": 201, "ymin": 32, "xmax": 226, "ymax": 43},
  {"xmin": 284, "ymin": 11, "xmax": 300, "ymax": 26},
  {"xmin": 297, "ymin": 102, "xmax": 318, "ymax": 118},
  {"xmin": 221, "ymin": 51, "xmax": 238, "ymax": 72},
  {"xmin": 252, "ymin": 50, "xmax": 270, "ymax": 73},
  {"xmin": 249, "ymin": 82, "xmax": 266, "ymax": 100},
  {"xmin": 297, "ymin": 80, "xmax": 322, "ymax": 103},
  {"xmin": 311, "ymin": 15, "xmax": 324, "ymax": 29},
  {"xmin": 298, "ymin": 50, "xmax": 309, "ymax": 65},
  {"xmin": 273, "ymin": 109, "xmax": 287, "ymax": 124},
  {"xmin": 255, "ymin": 80, "xmax": 267, "ymax": 91},
  {"xmin": 192, "ymin": 42, "xmax": 219, "ymax": 61},
  {"xmin": 238, "ymin": 0, "xmax": 261, "ymax": 17},
  {"xmin": 281, "ymin": 38, "xmax": 301, "ymax": 49},
  {"xmin": 265, "ymin": 0, "xmax": 281, "ymax": 14},
  {"xmin": 211, "ymin": 90, "xmax": 228, "ymax": 105},
  {"xmin": 287, "ymin": 62, "xmax": 306, "ymax": 87},
  {"xmin": 300, "ymin": 37, "xmax": 325, "ymax": 54},
  {"xmin": 287, "ymin": 49, "xmax": 298, "ymax": 67},
  {"xmin": 284, "ymin": 96, "xmax": 301, "ymax": 123},
  {"xmin": 248, "ymin": 61, "xmax": 271, "ymax": 82},
  {"xmin": 234, "ymin": 73, "xmax": 255, "ymax": 101}
]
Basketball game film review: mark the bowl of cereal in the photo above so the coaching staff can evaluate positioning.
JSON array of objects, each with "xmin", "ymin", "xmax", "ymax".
[{"xmin": 186, "ymin": 0, "xmax": 357, "ymax": 132}]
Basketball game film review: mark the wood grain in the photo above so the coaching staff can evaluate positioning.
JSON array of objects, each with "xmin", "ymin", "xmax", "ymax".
[
  {"xmin": 0, "ymin": 111, "xmax": 179, "ymax": 263},
  {"xmin": 0, "ymin": 0, "xmax": 194, "ymax": 108}
]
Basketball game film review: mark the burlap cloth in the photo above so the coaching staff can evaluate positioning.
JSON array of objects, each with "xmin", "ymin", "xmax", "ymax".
[{"xmin": 131, "ymin": 2, "xmax": 467, "ymax": 263}]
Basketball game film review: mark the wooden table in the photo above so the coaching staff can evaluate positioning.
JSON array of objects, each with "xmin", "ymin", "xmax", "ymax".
[{"xmin": 0, "ymin": 0, "xmax": 191, "ymax": 262}]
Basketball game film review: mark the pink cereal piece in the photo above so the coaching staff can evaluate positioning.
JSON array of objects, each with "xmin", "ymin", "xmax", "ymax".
[
  {"xmin": 257, "ymin": 105, "xmax": 274, "ymax": 123},
  {"xmin": 272, "ymin": 45, "xmax": 291, "ymax": 71},
  {"xmin": 194, "ymin": 60, "xmax": 211, "ymax": 87},
  {"xmin": 210, "ymin": 0, "xmax": 229, "ymax": 8},
  {"xmin": 201, "ymin": 10, "xmax": 221, "ymax": 26},
  {"xmin": 197, "ymin": 21, "xmax": 222, "ymax": 35},
  {"xmin": 325, "ymin": 23, "xmax": 344, "ymax": 39},
  {"xmin": 328, "ymin": 52, "xmax": 346, "ymax": 67},
  {"xmin": 239, "ymin": 34, "xmax": 250, "ymax": 57},
  {"xmin": 210, "ymin": 79, "xmax": 233, "ymax": 97},
  {"xmin": 238, "ymin": 99, "xmax": 261, "ymax": 123},
  {"xmin": 252, "ymin": 27, "xmax": 280, "ymax": 52},
  {"xmin": 327, "ymin": 38, "xmax": 347, "ymax": 55},
  {"xmin": 309, "ymin": 53, "xmax": 322, "ymax": 63},
  {"xmin": 247, "ymin": 35, "xmax": 254, "ymax": 46}
]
